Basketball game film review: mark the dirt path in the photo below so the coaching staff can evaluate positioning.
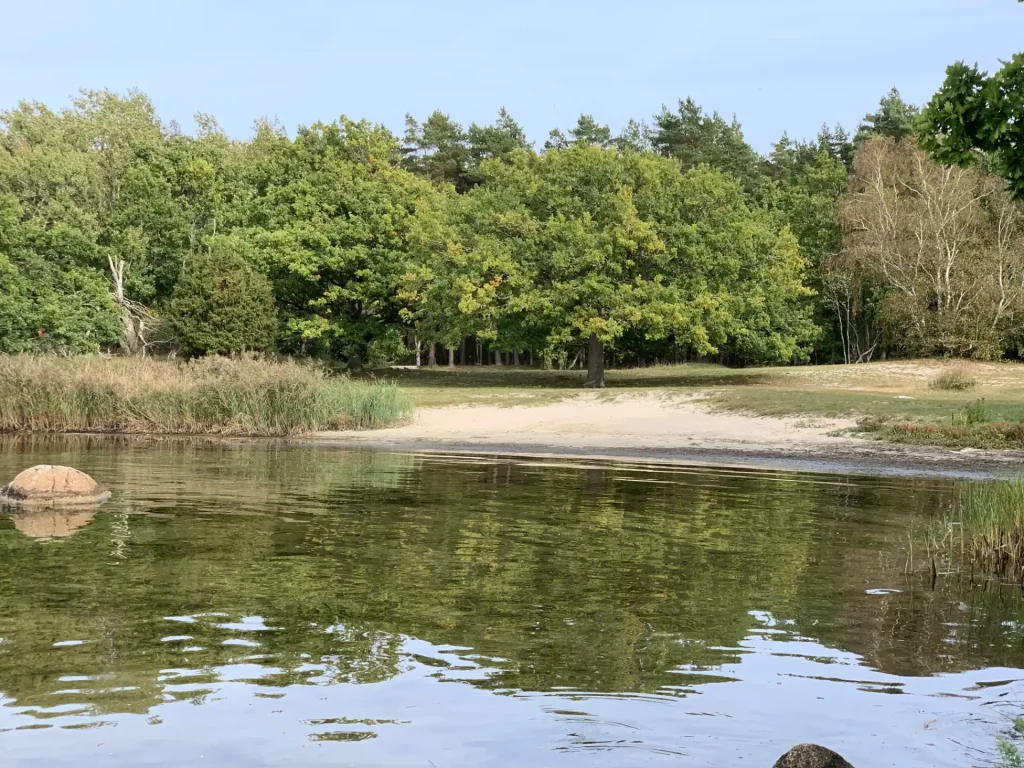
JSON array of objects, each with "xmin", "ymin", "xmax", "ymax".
[{"xmin": 312, "ymin": 392, "xmax": 1024, "ymax": 478}]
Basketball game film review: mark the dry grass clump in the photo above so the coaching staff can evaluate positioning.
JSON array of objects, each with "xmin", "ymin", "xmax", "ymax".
[
  {"xmin": 929, "ymin": 370, "xmax": 978, "ymax": 391},
  {"xmin": 0, "ymin": 355, "xmax": 412, "ymax": 436}
]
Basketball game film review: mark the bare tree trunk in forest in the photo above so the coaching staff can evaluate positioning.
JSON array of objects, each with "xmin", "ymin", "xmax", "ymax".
[
  {"xmin": 476, "ymin": 340, "xmax": 483, "ymax": 366},
  {"xmin": 428, "ymin": 343, "xmax": 436, "ymax": 367},
  {"xmin": 513, "ymin": 350, "xmax": 520, "ymax": 366},
  {"xmin": 414, "ymin": 336, "xmax": 421, "ymax": 367},
  {"xmin": 584, "ymin": 334, "xmax": 605, "ymax": 388},
  {"xmin": 448, "ymin": 348, "xmax": 455, "ymax": 369},
  {"xmin": 528, "ymin": 350, "xmax": 534, "ymax": 367},
  {"xmin": 109, "ymin": 254, "xmax": 152, "ymax": 355},
  {"xmin": 494, "ymin": 350, "xmax": 503, "ymax": 366},
  {"xmin": 459, "ymin": 338, "xmax": 466, "ymax": 365}
]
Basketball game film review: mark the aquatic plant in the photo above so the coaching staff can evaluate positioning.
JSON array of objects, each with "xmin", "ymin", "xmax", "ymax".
[
  {"xmin": 0, "ymin": 355, "xmax": 413, "ymax": 436},
  {"xmin": 924, "ymin": 476, "xmax": 1024, "ymax": 583},
  {"xmin": 997, "ymin": 717, "xmax": 1024, "ymax": 768}
]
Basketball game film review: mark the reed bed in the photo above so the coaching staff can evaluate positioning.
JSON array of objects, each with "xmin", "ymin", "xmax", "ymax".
[
  {"xmin": 0, "ymin": 356, "xmax": 412, "ymax": 436},
  {"xmin": 927, "ymin": 476, "xmax": 1024, "ymax": 583}
]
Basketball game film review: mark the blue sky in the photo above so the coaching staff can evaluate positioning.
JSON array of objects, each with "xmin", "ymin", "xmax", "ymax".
[{"xmin": 1, "ymin": 0, "xmax": 1020, "ymax": 152}]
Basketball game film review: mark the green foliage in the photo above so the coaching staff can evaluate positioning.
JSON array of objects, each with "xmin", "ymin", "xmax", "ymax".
[
  {"xmin": 334, "ymin": 378, "xmax": 414, "ymax": 429},
  {"xmin": 650, "ymin": 98, "xmax": 764, "ymax": 192},
  {"xmin": 404, "ymin": 108, "xmax": 531, "ymax": 192},
  {"xmin": 246, "ymin": 118, "xmax": 434, "ymax": 361},
  {"xmin": 924, "ymin": 476, "xmax": 1024, "ymax": 583},
  {"xmin": 854, "ymin": 88, "xmax": 919, "ymax": 146},
  {"xmin": 16, "ymin": 84, "xmax": 1010, "ymax": 377},
  {"xmin": 918, "ymin": 54, "xmax": 1024, "ymax": 200},
  {"xmin": 999, "ymin": 739, "xmax": 1023, "ymax": 768},
  {"xmin": 438, "ymin": 143, "xmax": 814, "ymax": 367},
  {"xmin": 403, "ymin": 110, "xmax": 473, "ymax": 191},
  {"xmin": 952, "ymin": 398, "xmax": 988, "ymax": 426},
  {"xmin": 169, "ymin": 240, "xmax": 277, "ymax": 356},
  {"xmin": 0, "ymin": 195, "xmax": 121, "ymax": 353}
]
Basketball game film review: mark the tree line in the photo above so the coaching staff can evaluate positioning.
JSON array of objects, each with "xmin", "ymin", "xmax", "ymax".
[{"xmin": 1, "ymin": 55, "xmax": 1022, "ymax": 384}]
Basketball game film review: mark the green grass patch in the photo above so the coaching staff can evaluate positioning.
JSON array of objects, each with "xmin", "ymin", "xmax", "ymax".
[
  {"xmin": 0, "ymin": 355, "xmax": 413, "ymax": 436},
  {"xmin": 857, "ymin": 398, "xmax": 1024, "ymax": 449}
]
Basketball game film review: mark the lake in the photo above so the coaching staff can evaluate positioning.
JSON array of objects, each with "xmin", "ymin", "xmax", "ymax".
[{"xmin": 0, "ymin": 437, "xmax": 1022, "ymax": 767}]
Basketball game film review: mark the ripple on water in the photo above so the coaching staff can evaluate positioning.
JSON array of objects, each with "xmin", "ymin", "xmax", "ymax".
[{"xmin": 0, "ymin": 443, "xmax": 1022, "ymax": 768}]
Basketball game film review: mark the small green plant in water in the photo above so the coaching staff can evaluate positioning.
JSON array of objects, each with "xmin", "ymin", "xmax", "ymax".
[
  {"xmin": 924, "ymin": 475, "xmax": 1024, "ymax": 583},
  {"xmin": 997, "ymin": 717, "xmax": 1024, "ymax": 768}
]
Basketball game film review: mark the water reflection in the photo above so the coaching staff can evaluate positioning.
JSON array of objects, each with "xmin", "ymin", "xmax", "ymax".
[
  {"xmin": 10, "ymin": 508, "xmax": 97, "ymax": 540},
  {"xmin": 0, "ymin": 437, "xmax": 1021, "ymax": 766}
]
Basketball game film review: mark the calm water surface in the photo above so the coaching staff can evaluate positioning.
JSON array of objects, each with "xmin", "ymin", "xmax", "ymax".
[{"xmin": 1, "ymin": 437, "xmax": 1023, "ymax": 767}]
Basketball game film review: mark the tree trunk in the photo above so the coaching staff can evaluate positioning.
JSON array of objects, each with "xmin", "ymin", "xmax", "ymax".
[
  {"xmin": 494, "ymin": 350, "xmax": 503, "ymax": 366},
  {"xmin": 528, "ymin": 350, "xmax": 534, "ymax": 367},
  {"xmin": 513, "ymin": 350, "xmax": 520, "ymax": 366},
  {"xmin": 414, "ymin": 336, "xmax": 421, "ymax": 368},
  {"xmin": 584, "ymin": 334, "xmax": 605, "ymax": 388},
  {"xmin": 428, "ymin": 343, "xmax": 436, "ymax": 367},
  {"xmin": 448, "ymin": 347, "xmax": 455, "ymax": 369},
  {"xmin": 476, "ymin": 340, "xmax": 483, "ymax": 366},
  {"xmin": 459, "ymin": 337, "xmax": 467, "ymax": 365}
]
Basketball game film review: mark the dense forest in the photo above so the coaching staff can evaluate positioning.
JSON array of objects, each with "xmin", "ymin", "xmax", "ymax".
[{"xmin": 1, "ymin": 51, "xmax": 1022, "ymax": 385}]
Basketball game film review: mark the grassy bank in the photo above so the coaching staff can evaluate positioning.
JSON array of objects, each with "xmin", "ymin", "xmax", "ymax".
[
  {"xmin": 857, "ymin": 398, "xmax": 1024, "ymax": 449},
  {"xmin": 0, "ymin": 356, "xmax": 412, "ymax": 436}
]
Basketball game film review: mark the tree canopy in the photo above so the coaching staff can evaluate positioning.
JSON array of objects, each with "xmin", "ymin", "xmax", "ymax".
[
  {"xmin": 918, "ymin": 54, "xmax": 1024, "ymax": 200},
  {"xmin": 3, "ymin": 81, "xmax": 1024, "ymax": 373}
]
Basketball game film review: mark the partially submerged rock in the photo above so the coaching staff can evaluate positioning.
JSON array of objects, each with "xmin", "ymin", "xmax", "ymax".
[
  {"xmin": 773, "ymin": 745, "xmax": 854, "ymax": 768},
  {"xmin": 0, "ymin": 465, "xmax": 110, "ymax": 507}
]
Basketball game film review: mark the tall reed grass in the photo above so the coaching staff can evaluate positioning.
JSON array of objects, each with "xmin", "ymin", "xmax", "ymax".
[
  {"xmin": 0, "ymin": 356, "xmax": 413, "ymax": 436},
  {"xmin": 927, "ymin": 476, "xmax": 1024, "ymax": 582}
]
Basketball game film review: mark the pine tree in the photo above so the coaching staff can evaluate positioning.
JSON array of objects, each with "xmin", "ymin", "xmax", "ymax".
[{"xmin": 169, "ymin": 241, "xmax": 277, "ymax": 356}]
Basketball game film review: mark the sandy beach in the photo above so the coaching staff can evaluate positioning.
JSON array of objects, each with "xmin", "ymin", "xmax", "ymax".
[{"xmin": 313, "ymin": 392, "xmax": 1024, "ymax": 478}]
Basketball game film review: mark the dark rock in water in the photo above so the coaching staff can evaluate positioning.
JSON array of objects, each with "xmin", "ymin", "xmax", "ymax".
[
  {"xmin": 773, "ymin": 744, "xmax": 854, "ymax": 768},
  {"xmin": 0, "ymin": 465, "xmax": 110, "ymax": 507}
]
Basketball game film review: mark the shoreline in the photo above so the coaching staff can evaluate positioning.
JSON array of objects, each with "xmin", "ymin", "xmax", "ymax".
[
  {"xmin": 4, "ymin": 391, "xmax": 1024, "ymax": 480},
  {"xmin": 302, "ymin": 436, "xmax": 1024, "ymax": 480},
  {"xmin": 308, "ymin": 393, "xmax": 1024, "ymax": 480}
]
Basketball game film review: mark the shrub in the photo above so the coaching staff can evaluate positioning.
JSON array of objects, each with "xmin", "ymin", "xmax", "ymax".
[
  {"xmin": 952, "ymin": 398, "xmax": 988, "ymax": 426},
  {"xmin": 169, "ymin": 242, "xmax": 277, "ymax": 356},
  {"xmin": 929, "ymin": 370, "xmax": 977, "ymax": 391}
]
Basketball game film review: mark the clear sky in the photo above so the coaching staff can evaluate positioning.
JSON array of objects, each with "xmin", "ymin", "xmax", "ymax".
[{"xmin": 1, "ymin": 0, "xmax": 1020, "ymax": 152}]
